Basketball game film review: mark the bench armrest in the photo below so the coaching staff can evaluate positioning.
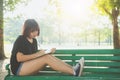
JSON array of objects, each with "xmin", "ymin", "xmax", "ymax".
[{"xmin": 5, "ymin": 64, "xmax": 11, "ymax": 76}]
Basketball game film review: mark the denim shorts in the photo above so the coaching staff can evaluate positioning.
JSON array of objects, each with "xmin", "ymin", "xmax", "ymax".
[{"xmin": 16, "ymin": 63, "xmax": 23, "ymax": 75}]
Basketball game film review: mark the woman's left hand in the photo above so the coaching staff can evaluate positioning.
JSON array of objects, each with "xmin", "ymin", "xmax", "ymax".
[{"xmin": 50, "ymin": 48, "xmax": 56, "ymax": 54}]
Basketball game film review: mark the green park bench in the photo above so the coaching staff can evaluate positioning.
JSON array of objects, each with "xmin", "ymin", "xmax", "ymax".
[{"xmin": 4, "ymin": 49, "xmax": 120, "ymax": 80}]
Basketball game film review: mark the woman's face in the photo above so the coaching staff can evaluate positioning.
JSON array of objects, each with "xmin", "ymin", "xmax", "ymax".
[{"xmin": 29, "ymin": 31, "xmax": 39, "ymax": 38}]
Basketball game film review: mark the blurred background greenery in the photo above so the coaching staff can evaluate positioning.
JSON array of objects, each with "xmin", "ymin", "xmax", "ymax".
[{"xmin": 1, "ymin": 0, "xmax": 120, "ymax": 58}]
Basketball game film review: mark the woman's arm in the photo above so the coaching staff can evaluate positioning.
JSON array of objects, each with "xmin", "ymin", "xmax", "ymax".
[{"xmin": 17, "ymin": 50, "xmax": 45, "ymax": 62}]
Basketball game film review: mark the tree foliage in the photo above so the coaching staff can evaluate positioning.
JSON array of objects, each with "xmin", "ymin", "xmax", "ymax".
[
  {"xmin": 0, "ymin": 0, "xmax": 29, "ymax": 60},
  {"xmin": 95, "ymin": 0, "xmax": 120, "ymax": 49},
  {"xmin": 3, "ymin": 0, "xmax": 29, "ymax": 11},
  {"xmin": 96, "ymin": 0, "xmax": 120, "ymax": 18}
]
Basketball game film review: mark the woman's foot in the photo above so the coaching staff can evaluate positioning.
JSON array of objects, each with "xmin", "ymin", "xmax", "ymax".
[
  {"xmin": 73, "ymin": 57, "xmax": 84, "ymax": 76},
  {"xmin": 78, "ymin": 57, "xmax": 84, "ymax": 76}
]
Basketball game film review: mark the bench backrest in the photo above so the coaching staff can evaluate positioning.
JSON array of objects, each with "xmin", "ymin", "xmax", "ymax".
[{"xmin": 44, "ymin": 49, "xmax": 120, "ymax": 77}]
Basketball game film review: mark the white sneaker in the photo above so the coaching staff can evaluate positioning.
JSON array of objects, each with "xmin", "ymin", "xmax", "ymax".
[
  {"xmin": 78, "ymin": 57, "xmax": 84, "ymax": 76},
  {"xmin": 73, "ymin": 57, "xmax": 85, "ymax": 76}
]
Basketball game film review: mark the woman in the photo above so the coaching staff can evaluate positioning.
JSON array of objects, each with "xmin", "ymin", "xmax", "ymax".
[{"xmin": 10, "ymin": 19, "xmax": 84, "ymax": 76}]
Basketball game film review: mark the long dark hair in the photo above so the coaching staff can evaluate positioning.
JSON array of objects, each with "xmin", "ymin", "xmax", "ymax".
[{"xmin": 22, "ymin": 19, "xmax": 40, "ymax": 37}]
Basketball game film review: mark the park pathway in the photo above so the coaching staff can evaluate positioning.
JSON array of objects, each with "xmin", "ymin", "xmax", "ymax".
[{"xmin": 0, "ymin": 59, "xmax": 10, "ymax": 80}]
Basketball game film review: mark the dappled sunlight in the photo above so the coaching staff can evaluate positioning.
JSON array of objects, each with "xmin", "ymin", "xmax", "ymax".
[
  {"xmin": 51, "ymin": 0, "xmax": 96, "ymax": 38},
  {"xmin": 61, "ymin": 0, "xmax": 94, "ymax": 21}
]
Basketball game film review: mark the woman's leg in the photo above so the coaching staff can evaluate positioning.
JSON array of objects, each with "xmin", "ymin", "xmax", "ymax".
[
  {"xmin": 45, "ymin": 55, "xmax": 74, "ymax": 75},
  {"xmin": 18, "ymin": 54, "xmax": 74, "ymax": 76},
  {"xmin": 49, "ymin": 55, "xmax": 72, "ymax": 69}
]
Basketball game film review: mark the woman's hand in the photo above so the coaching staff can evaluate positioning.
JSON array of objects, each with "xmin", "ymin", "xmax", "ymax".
[
  {"xmin": 45, "ymin": 48, "xmax": 56, "ymax": 54},
  {"xmin": 37, "ymin": 48, "xmax": 56, "ymax": 55},
  {"xmin": 51, "ymin": 48, "xmax": 56, "ymax": 54},
  {"xmin": 37, "ymin": 49, "xmax": 46, "ymax": 56}
]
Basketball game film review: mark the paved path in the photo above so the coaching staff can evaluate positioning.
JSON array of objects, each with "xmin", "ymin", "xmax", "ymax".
[{"xmin": 0, "ymin": 59, "xmax": 10, "ymax": 80}]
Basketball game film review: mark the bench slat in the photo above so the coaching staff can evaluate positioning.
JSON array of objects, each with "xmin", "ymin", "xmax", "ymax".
[
  {"xmin": 56, "ymin": 49, "xmax": 120, "ymax": 54},
  {"xmin": 56, "ymin": 56, "xmax": 120, "ymax": 60},
  {"xmin": 64, "ymin": 62, "xmax": 120, "ymax": 67},
  {"xmin": 83, "ymin": 73, "xmax": 120, "ymax": 78},
  {"xmin": 84, "ymin": 68, "xmax": 120, "ymax": 73},
  {"xmin": 5, "ymin": 75, "xmax": 120, "ymax": 80},
  {"xmin": 85, "ymin": 62, "xmax": 120, "ymax": 67}
]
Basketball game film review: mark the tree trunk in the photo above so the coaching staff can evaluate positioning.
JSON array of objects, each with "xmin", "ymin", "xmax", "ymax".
[
  {"xmin": 0, "ymin": 0, "xmax": 6, "ymax": 60},
  {"xmin": 112, "ymin": 17, "xmax": 119, "ymax": 49},
  {"xmin": 112, "ymin": 9, "xmax": 120, "ymax": 49}
]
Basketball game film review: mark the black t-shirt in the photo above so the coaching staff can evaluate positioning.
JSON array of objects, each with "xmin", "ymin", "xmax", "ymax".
[{"xmin": 10, "ymin": 35, "xmax": 38, "ymax": 75}]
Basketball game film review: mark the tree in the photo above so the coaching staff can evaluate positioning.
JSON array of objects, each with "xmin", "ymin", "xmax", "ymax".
[
  {"xmin": 0, "ymin": 0, "xmax": 28, "ymax": 60},
  {"xmin": 0, "ymin": 0, "xmax": 5, "ymax": 60},
  {"xmin": 95, "ymin": 0, "xmax": 120, "ymax": 49}
]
